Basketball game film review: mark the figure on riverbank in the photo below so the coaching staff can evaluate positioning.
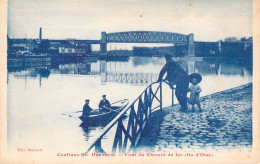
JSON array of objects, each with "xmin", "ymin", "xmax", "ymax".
[
  {"xmin": 188, "ymin": 73, "xmax": 202, "ymax": 111},
  {"xmin": 157, "ymin": 54, "xmax": 189, "ymax": 111},
  {"xmin": 82, "ymin": 99, "xmax": 93, "ymax": 118},
  {"xmin": 98, "ymin": 95, "xmax": 111, "ymax": 110}
]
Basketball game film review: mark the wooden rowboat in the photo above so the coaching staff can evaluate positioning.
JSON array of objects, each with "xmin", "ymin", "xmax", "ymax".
[{"xmin": 79, "ymin": 99, "xmax": 129, "ymax": 125}]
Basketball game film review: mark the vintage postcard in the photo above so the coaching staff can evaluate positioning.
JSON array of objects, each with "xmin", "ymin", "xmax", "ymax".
[{"xmin": 0, "ymin": 0, "xmax": 260, "ymax": 163}]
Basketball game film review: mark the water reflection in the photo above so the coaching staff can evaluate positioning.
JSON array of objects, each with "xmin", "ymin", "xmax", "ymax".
[
  {"xmin": 80, "ymin": 121, "xmax": 108, "ymax": 140},
  {"xmin": 176, "ymin": 58, "xmax": 252, "ymax": 77},
  {"xmin": 8, "ymin": 56, "xmax": 252, "ymax": 86}
]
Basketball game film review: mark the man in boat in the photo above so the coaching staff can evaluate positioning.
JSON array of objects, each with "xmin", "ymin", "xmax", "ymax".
[
  {"xmin": 82, "ymin": 99, "xmax": 93, "ymax": 118},
  {"xmin": 98, "ymin": 95, "xmax": 111, "ymax": 110},
  {"xmin": 157, "ymin": 54, "xmax": 190, "ymax": 112}
]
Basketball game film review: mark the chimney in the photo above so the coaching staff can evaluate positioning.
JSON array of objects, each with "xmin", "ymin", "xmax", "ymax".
[{"xmin": 39, "ymin": 27, "xmax": 42, "ymax": 42}]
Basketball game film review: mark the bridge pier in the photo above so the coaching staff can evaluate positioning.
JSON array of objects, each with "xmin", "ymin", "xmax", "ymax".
[
  {"xmin": 87, "ymin": 44, "xmax": 92, "ymax": 54},
  {"xmin": 187, "ymin": 61, "xmax": 195, "ymax": 74},
  {"xmin": 100, "ymin": 31, "xmax": 107, "ymax": 53},
  {"xmin": 187, "ymin": 33, "xmax": 195, "ymax": 57},
  {"xmin": 100, "ymin": 60, "xmax": 107, "ymax": 84},
  {"xmin": 100, "ymin": 44, "xmax": 107, "ymax": 53}
]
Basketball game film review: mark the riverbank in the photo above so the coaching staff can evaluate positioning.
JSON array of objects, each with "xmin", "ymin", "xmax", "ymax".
[{"xmin": 137, "ymin": 83, "xmax": 252, "ymax": 152}]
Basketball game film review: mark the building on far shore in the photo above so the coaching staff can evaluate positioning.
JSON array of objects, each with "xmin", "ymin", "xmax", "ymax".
[
  {"xmin": 224, "ymin": 37, "xmax": 238, "ymax": 43},
  {"xmin": 7, "ymin": 28, "xmax": 252, "ymax": 58},
  {"xmin": 58, "ymin": 42, "xmax": 76, "ymax": 54}
]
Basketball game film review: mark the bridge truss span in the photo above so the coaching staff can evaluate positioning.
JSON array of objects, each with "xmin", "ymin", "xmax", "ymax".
[
  {"xmin": 106, "ymin": 31, "xmax": 189, "ymax": 44},
  {"xmin": 99, "ymin": 31, "xmax": 194, "ymax": 56}
]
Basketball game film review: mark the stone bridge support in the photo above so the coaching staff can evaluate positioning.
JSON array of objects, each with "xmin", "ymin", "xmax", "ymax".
[
  {"xmin": 87, "ymin": 44, "xmax": 92, "ymax": 54},
  {"xmin": 100, "ymin": 31, "xmax": 107, "ymax": 53},
  {"xmin": 188, "ymin": 33, "xmax": 195, "ymax": 57}
]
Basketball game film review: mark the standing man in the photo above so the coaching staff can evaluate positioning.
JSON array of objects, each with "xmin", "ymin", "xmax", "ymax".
[
  {"xmin": 157, "ymin": 54, "xmax": 189, "ymax": 111},
  {"xmin": 82, "ymin": 99, "xmax": 93, "ymax": 118},
  {"xmin": 98, "ymin": 95, "xmax": 111, "ymax": 110}
]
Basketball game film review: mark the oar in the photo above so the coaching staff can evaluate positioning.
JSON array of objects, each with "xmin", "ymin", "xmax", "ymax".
[
  {"xmin": 62, "ymin": 110, "xmax": 83, "ymax": 117},
  {"xmin": 103, "ymin": 106, "xmax": 128, "ymax": 117},
  {"xmin": 103, "ymin": 106, "xmax": 121, "ymax": 112},
  {"xmin": 110, "ymin": 99, "xmax": 127, "ymax": 105},
  {"xmin": 62, "ymin": 110, "xmax": 82, "ymax": 115},
  {"xmin": 62, "ymin": 113, "xmax": 80, "ymax": 118}
]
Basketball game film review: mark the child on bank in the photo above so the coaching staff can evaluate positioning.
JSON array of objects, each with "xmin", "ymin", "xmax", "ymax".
[{"xmin": 188, "ymin": 73, "xmax": 202, "ymax": 111}]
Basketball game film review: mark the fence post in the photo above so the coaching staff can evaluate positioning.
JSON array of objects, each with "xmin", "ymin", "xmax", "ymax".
[
  {"xmin": 95, "ymin": 138, "xmax": 105, "ymax": 153},
  {"xmin": 172, "ymin": 88, "xmax": 174, "ymax": 106},
  {"xmin": 160, "ymin": 81, "xmax": 162, "ymax": 110}
]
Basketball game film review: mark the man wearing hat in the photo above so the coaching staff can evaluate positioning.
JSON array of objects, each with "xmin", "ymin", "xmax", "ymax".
[
  {"xmin": 157, "ymin": 54, "xmax": 190, "ymax": 111},
  {"xmin": 82, "ymin": 99, "xmax": 93, "ymax": 118},
  {"xmin": 98, "ymin": 95, "xmax": 111, "ymax": 110}
]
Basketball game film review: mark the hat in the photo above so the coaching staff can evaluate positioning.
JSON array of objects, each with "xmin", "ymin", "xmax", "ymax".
[
  {"xmin": 85, "ymin": 99, "xmax": 90, "ymax": 102},
  {"xmin": 164, "ymin": 54, "xmax": 173, "ymax": 60},
  {"xmin": 102, "ymin": 95, "xmax": 106, "ymax": 97},
  {"xmin": 188, "ymin": 73, "xmax": 202, "ymax": 83}
]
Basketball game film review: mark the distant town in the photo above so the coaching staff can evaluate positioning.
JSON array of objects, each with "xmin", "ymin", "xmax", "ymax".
[{"xmin": 7, "ymin": 28, "xmax": 252, "ymax": 59}]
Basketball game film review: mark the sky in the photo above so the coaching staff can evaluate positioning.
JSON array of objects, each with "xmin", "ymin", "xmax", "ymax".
[{"xmin": 7, "ymin": 0, "xmax": 252, "ymax": 49}]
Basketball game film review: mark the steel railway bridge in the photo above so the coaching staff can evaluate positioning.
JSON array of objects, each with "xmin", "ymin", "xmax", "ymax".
[{"xmin": 64, "ymin": 31, "xmax": 195, "ymax": 56}]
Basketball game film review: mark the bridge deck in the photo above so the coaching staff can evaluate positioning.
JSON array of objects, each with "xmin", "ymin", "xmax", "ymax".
[{"xmin": 136, "ymin": 83, "xmax": 252, "ymax": 152}]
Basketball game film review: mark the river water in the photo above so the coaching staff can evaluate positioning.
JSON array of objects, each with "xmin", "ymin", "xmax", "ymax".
[{"xmin": 7, "ymin": 56, "xmax": 252, "ymax": 153}]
